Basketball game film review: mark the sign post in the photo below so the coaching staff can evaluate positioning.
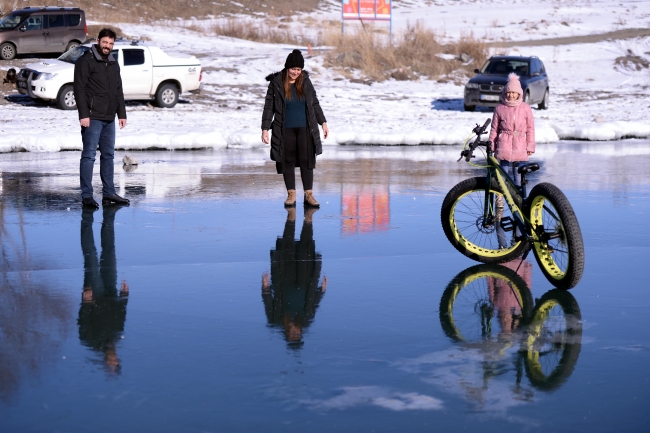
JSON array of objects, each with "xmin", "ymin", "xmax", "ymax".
[{"xmin": 342, "ymin": 0, "xmax": 392, "ymax": 43}]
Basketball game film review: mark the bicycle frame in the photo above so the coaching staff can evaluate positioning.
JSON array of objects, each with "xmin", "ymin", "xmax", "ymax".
[{"xmin": 483, "ymin": 150, "xmax": 530, "ymax": 241}]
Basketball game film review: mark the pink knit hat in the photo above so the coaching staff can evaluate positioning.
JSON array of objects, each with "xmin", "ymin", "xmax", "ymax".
[{"xmin": 502, "ymin": 73, "xmax": 523, "ymax": 107}]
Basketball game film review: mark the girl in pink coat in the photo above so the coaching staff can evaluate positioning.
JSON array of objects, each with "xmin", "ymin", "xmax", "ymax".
[{"xmin": 488, "ymin": 73, "xmax": 536, "ymax": 187}]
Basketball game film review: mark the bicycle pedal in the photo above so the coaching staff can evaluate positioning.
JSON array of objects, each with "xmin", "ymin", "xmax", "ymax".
[{"xmin": 500, "ymin": 216, "xmax": 515, "ymax": 232}]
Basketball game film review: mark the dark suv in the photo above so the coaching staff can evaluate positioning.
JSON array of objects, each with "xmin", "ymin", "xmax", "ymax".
[
  {"xmin": 0, "ymin": 7, "xmax": 87, "ymax": 60},
  {"xmin": 463, "ymin": 56, "xmax": 549, "ymax": 111}
]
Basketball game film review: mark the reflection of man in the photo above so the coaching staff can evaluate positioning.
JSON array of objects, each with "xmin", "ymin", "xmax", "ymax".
[
  {"xmin": 262, "ymin": 208, "xmax": 327, "ymax": 348},
  {"xmin": 74, "ymin": 28, "xmax": 129, "ymax": 209},
  {"xmin": 77, "ymin": 205, "xmax": 129, "ymax": 373}
]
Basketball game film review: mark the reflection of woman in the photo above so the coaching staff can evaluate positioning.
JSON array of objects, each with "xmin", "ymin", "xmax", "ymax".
[
  {"xmin": 261, "ymin": 49, "xmax": 329, "ymax": 208},
  {"xmin": 77, "ymin": 206, "xmax": 129, "ymax": 373},
  {"xmin": 262, "ymin": 208, "xmax": 327, "ymax": 348}
]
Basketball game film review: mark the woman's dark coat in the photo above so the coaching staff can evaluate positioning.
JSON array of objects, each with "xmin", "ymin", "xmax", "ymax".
[{"xmin": 261, "ymin": 70, "xmax": 327, "ymax": 174}]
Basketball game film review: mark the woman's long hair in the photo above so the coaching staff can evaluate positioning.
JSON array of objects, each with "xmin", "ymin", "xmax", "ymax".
[{"xmin": 282, "ymin": 68, "xmax": 304, "ymax": 101}]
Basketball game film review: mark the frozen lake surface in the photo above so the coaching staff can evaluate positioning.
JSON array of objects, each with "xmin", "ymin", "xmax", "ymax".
[{"xmin": 1, "ymin": 141, "xmax": 649, "ymax": 432}]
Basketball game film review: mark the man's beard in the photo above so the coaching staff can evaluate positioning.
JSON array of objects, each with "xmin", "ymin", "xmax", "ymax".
[{"xmin": 100, "ymin": 46, "xmax": 110, "ymax": 57}]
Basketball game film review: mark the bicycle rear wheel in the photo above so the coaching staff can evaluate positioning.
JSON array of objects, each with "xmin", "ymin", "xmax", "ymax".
[
  {"xmin": 439, "ymin": 264, "xmax": 533, "ymax": 343},
  {"xmin": 527, "ymin": 183, "xmax": 584, "ymax": 289},
  {"xmin": 441, "ymin": 177, "xmax": 527, "ymax": 263},
  {"xmin": 523, "ymin": 289, "xmax": 582, "ymax": 390}
]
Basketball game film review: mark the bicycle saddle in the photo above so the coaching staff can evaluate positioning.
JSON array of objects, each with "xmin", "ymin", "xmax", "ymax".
[{"xmin": 517, "ymin": 163, "xmax": 540, "ymax": 174}]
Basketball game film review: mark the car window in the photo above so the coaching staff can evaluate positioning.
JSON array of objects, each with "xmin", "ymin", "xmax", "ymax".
[
  {"xmin": 111, "ymin": 50, "xmax": 119, "ymax": 61},
  {"xmin": 0, "ymin": 13, "xmax": 27, "ymax": 29},
  {"xmin": 482, "ymin": 59, "xmax": 529, "ymax": 76},
  {"xmin": 24, "ymin": 15, "xmax": 43, "ymax": 31},
  {"xmin": 67, "ymin": 14, "xmax": 81, "ymax": 27},
  {"xmin": 538, "ymin": 60, "xmax": 546, "ymax": 74},
  {"xmin": 531, "ymin": 59, "xmax": 541, "ymax": 75},
  {"xmin": 123, "ymin": 49, "xmax": 145, "ymax": 66},
  {"xmin": 48, "ymin": 14, "xmax": 65, "ymax": 28},
  {"xmin": 58, "ymin": 45, "xmax": 89, "ymax": 63}
]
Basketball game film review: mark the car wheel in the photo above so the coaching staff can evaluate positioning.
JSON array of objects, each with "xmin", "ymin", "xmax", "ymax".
[
  {"xmin": 57, "ymin": 84, "xmax": 76, "ymax": 110},
  {"xmin": 0, "ymin": 42, "xmax": 16, "ymax": 60},
  {"xmin": 155, "ymin": 83, "xmax": 179, "ymax": 108},
  {"xmin": 463, "ymin": 104, "xmax": 476, "ymax": 112},
  {"xmin": 65, "ymin": 41, "xmax": 81, "ymax": 52},
  {"xmin": 523, "ymin": 91, "xmax": 530, "ymax": 104},
  {"xmin": 538, "ymin": 89, "xmax": 549, "ymax": 110}
]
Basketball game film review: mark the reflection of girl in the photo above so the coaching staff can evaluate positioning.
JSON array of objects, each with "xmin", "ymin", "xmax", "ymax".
[
  {"xmin": 261, "ymin": 49, "xmax": 329, "ymax": 208},
  {"xmin": 488, "ymin": 73, "xmax": 536, "ymax": 187},
  {"xmin": 487, "ymin": 259, "xmax": 532, "ymax": 334}
]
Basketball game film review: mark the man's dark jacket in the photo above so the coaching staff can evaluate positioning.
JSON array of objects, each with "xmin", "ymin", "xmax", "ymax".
[
  {"xmin": 74, "ymin": 45, "xmax": 126, "ymax": 121},
  {"xmin": 261, "ymin": 70, "xmax": 326, "ymax": 174}
]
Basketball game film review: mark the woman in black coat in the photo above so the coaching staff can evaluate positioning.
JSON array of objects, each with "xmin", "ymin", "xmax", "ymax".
[{"xmin": 261, "ymin": 49, "xmax": 329, "ymax": 208}]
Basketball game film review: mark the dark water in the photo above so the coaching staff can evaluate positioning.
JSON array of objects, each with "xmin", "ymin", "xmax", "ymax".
[{"xmin": 1, "ymin": 141, "xmax": 649, "ymax": 432}]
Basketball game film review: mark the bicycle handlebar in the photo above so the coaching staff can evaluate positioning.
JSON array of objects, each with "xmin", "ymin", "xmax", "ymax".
[
  {"xmin": 458, "ymin": 119, "xmax": 492, "ymax": 162},
  {"xmin": 473, "ymin": 118, "xmax": 491, "ymax": 136}
]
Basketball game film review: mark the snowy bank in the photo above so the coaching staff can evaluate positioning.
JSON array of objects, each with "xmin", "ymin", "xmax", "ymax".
[{"xmin": 3, "ymin": 120, "xmax": 650, "ymax": 153}]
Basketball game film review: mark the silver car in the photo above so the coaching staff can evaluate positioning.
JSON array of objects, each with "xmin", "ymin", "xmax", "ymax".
[{"xmin": 0, "ymin": 6, "xmax": 87, "ymax": 60}]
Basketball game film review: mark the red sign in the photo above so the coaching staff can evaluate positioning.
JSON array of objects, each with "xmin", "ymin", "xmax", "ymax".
[{"xmin": 343, "ymin": 0, "xmax": 391, "ymax": 21}]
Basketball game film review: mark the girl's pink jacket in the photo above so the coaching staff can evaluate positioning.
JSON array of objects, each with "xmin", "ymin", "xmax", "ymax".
[{"xmin": 488, "ymin": 103, "xmax": 536, "ymax": 162}]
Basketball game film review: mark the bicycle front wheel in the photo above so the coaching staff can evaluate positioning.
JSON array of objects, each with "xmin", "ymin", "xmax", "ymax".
[
  {"xmin": 527, "ymin": 183, "xmax": 584, "ymax": 289},
  {"xmin": 441, "ymin": 177, "xmax": 527, "ymax": 263}
]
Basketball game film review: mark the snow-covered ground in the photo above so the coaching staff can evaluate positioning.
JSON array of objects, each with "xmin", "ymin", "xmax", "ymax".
[{"xmin": 0, "ymin": 0, "xmax": 649, "ymax": 153}]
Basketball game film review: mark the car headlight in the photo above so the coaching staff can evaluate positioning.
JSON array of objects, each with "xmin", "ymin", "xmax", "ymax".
[
  {"xmin": 42, "ymin": 73, "xmax": 58, "ymax": 80},
  {"xmin": 465, "ymin": 83, "xmax": 479, "ymax": 89}
]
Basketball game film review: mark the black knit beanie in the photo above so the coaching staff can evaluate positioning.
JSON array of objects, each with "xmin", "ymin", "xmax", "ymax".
[{"xmin": 284, "ymin": 49, "xmax": 304, "ymax": 69}]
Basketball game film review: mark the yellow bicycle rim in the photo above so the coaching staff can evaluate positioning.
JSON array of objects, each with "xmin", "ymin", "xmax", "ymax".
[{"xmin": 529, "ymin": 196, "xmax": 568, "ymax": 280}]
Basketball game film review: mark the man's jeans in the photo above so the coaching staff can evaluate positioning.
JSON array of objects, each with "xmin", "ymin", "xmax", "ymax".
[{"xmin": 80, "ymin": 119, "xmax": 116, "ymax": 198}]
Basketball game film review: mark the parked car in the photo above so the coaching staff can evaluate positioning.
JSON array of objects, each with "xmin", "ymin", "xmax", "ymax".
[
  {"xmin": 463, "ymin": 56, "xmax": 549, "ymax": 111},
  {"xmin": 0, "ymin": 6, "xmax": 87, "ymax": 60},
  {"xmin": 16, "ymin": 40, "xmax": 202, "ymax": 109}
]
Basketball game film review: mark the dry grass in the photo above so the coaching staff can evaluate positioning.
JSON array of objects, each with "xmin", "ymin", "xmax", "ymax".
[
  {"xmin": 87, "ymin": 24, "xmax": 129, "ymax": 40},
  {"xmin": 1, "ymin": 0, "xmax": 322, "ymax": 23},
  {"xmin": 207, "ymin": 18, "xmax": 316, "ymax": 46},
  {"xmin": 323, "ymin": 22, "xmax": 488, "ymax": 82}
]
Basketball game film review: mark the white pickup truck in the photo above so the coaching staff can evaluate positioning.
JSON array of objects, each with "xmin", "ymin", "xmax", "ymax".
[{"xmin": 16, "ymin": 40, "xmax": 201, "ymax": 109}]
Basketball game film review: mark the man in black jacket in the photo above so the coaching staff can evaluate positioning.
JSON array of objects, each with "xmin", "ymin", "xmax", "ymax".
[{"xmin": 74, "ymin": 28, "xmax": 129, "ymax": 209}]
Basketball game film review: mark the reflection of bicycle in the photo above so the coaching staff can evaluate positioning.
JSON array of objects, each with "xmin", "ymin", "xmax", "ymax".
[
  {"xmin": 440, "ymin": 120, "xmax": 584, "ymax": 289},
  {"xmin": 439, "ymin": 264, "xmax": 582, "ymax": 390}
]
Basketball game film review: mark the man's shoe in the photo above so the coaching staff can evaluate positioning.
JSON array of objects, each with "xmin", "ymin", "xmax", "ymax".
[
  {"xmin": 284, "ymin": 189, "xmax": 297, "ymax": 207},
  {"xmin": 102, "ymin": 194, "xmax": 130, "ymax": 205},
  {"xmin": 304, "ymin": 190, "xmax": 320, "ymax": 208},
  {"xmin": 82, "ymin": 197, "xmax": 99, "ymax": 209}
]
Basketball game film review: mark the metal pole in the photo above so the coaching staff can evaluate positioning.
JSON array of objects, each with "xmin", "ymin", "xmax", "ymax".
[
  {"xmin": 342, "ymin": 0, "xmax": 344, "ymax": 36},
  {"xmin": 390, "ymin": 0, "xmax": 393, "ymax": 45}
]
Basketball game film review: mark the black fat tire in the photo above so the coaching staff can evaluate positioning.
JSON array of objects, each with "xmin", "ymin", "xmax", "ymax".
[
  {"xmin": 463, "ymin": 104, "xmax": 476, "ymax": 112},
  {"xmin": 0, "ymin": 42, "xmax": 16, "ymax": 60},
  {"xmin": 439, "ymin": 264, "xmax": 534, "ymax": 342},
  {"xmin": 57, "ymin": 84, "xmax": 76, "ymax": 110},
  {"xmin": 538, "ymin": 89, "xmax": 549, "ymax": 110},
  {"xmin": 527, "ymin": 183, "xmax": 584, "ymax": 289},
  {"xmin": 155, "ymin": 83, "xmax": 179, "ymax": 108},
  {"xmin": 523, "ymin": 289, "xmax": 582, "ymax": 390},
  {"xmin": 441, "ymin": 177, "xmax": 527, "ymax": 264}
]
